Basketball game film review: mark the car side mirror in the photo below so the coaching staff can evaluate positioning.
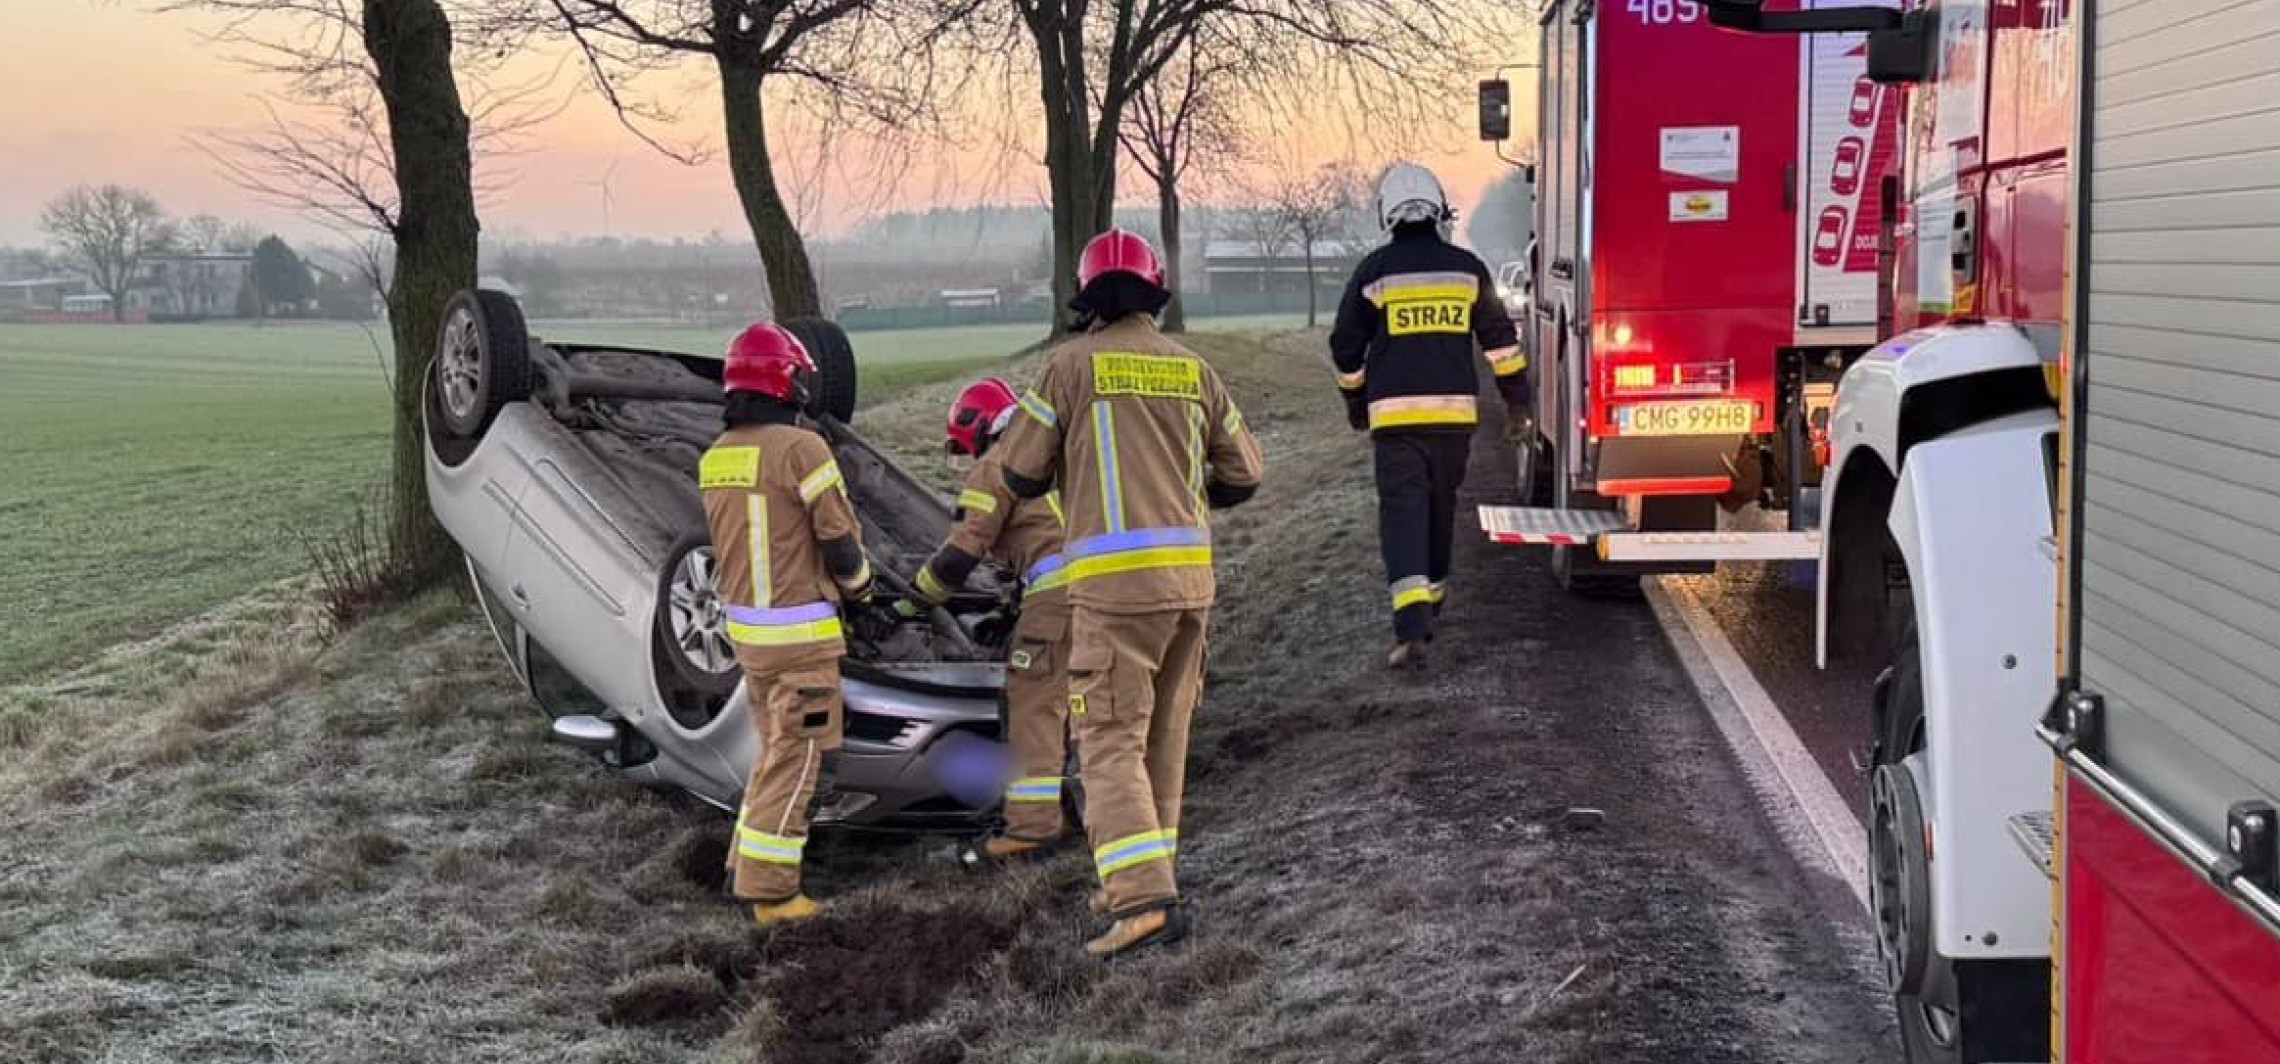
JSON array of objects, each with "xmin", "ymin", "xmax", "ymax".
[{"xmin": 1478, "ymin": 79, "xmax": 1513, "ymax": 142}]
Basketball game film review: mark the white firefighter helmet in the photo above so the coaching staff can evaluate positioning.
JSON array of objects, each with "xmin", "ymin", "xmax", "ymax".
[{"xmin": 1376, "ymin": 161, "xmax": 1449, "ymax": 229}]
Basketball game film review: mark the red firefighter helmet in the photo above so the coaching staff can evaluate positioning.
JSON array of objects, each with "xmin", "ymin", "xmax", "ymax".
[
  {"xmin": 1077, "ymin": 228, "xmax": 1165, "ymax": 290},
  {"xmin": 721, "ymin": 321, "xmax": 815, "ymax": 403},
  {"xmin": 945, "ymin": 377, "xmax": 1020, "ymax": 457}
]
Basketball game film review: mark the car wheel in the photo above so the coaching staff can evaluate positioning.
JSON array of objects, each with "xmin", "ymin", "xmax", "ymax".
[
  {"xmin": 652, "ymin": 533, "xmax": 741, "ymax": 726},
  {"xmin": 1874, "ymin": 621, "xmax": 2050, "ymax": 1064},
  {"xmin": 782, "ymin": 317, "xmax": 857, "ymax": 425},
  {"xmin": 434, "ymin": 289, "xmax": 534, "ymax": 440}
]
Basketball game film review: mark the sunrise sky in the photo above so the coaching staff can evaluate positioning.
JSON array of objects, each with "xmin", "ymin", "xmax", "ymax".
[{"xmin": 0, "ymin": 0, "xmax": 1529, "ymax": 248}]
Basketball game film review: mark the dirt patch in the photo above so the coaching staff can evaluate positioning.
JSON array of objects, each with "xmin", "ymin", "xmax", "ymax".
[{"xmin": 747, "ymin": 895, "xmax": 1024, "ymax": 1064}]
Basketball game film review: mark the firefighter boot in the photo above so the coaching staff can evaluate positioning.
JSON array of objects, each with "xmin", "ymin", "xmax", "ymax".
[
  {"xmin": 1385, "ymin": 639, "xmax": 1428, "ymax": 670},
  {"xmin": 1084, "ymin": 904, "xmax": 1190, "ymax": 958},
  {"xmin": 751, "ymin": 894, "xmax": 823, "ymax": 928}
]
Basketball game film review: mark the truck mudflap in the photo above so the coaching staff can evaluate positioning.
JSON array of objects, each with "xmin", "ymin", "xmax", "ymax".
[{"xmin": 1477, "ymin": 506, "xmax": 1820, "ymax": 561}]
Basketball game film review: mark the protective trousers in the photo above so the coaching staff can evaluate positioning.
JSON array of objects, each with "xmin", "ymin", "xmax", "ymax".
[
  {"xmin": 1068, "ymin": 605, "xmax": 1209, "ymax": 916},
  {"xmin": 999, "ymin": 614, "xmax": 1072, "ymax": 841},
  {"xmin": 727, "ymin": 661, "xmax": 845, "ymax": 902},
  {"xmin": 1374, "ymin": 432, "xmax": 1472, "ymax": 643}
]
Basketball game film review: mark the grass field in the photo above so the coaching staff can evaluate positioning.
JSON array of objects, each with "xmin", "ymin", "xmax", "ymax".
[{"xmin": 0, "ymin": 313, "xmax": 1306, "ymax": 686}]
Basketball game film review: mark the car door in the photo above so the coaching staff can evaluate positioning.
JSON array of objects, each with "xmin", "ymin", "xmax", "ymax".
[{"xmin": 497, "ymin": 429, "xmax": 662, "ymax": 715}]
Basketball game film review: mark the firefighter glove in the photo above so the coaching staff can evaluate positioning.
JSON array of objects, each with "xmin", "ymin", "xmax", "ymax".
[{"xmin": 1342, "ymin": 389, "xmax": 1370, "ymax": 431}]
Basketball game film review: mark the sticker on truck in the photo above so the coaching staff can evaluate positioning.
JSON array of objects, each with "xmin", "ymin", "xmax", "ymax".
[
  {"xmin": 1660, "ymin": 126, "xmax": 1740, "ymax": 183},
  {"xmin": 1670, "ymin": 190, "xmax": 1731, "ymax": 222}
]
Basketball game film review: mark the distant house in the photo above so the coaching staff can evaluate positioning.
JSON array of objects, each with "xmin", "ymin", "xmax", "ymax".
[
  {"xmin": 129, "ymin": 252, "xmax": 255, "ymax": 319},
  {"xmin": 0, "ymin": 276, "xmax": 92, "ymax": 315},
  {"xmin": 1202, "ymin": 238, "xmax": 1368, "ymax": 297}
]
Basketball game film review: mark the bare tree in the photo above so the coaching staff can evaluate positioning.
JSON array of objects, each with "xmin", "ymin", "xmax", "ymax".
[
  {"xmin": 180, "ymin": 212, "xmax": 230, "ymax": 253},
  {"xmin": 1271, "ymin": 162, "xmax": 1365, "ymax": 327},
  {"xmin": 179, "ymin": 0, "xmax": 498, "ymax": 583},
  {"xmin": 971, "ymin": 0, "xmax": 1497, "ymax": 336},
  {"xmin": 1119, "ymin": 38, "xmax": 1245, "ymax": 332},
  {"xmin": 39, "ymin": 185, "xmax": 175, "ymax": 322},
  {"xmin": 516, "ymin": 0, "xmax": 943, "ymax": 321}
]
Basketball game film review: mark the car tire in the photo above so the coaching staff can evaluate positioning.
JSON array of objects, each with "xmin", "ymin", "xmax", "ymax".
[
  {"xmin": 434, "ymin": 289, "xmax": 533, "ymax": 440},
  {"xmin": 1874, "ymin": 621, "xmax": 2050, "ymax": 1064},
  {"xmin": 652, "ymin": 533, "xmax": 741, "ymax": 728},
  {"xmin": 782, "ymin": 317, "xmax": 857, "ymax": 425}
]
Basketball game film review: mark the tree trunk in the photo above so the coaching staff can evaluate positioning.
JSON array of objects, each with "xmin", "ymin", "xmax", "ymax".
[
  {"xmin": 1157, "ymin": 176, "xmax": 1185, "ymax": 332},
  {"xmin": 1303, "ymin": 239, "xmax": 1318, "ymax": 327},
  {"xmin": 367, "ymin": 0, "xmax": 479, "ymax": 585},
  {"xmin": 719, "ymin": 56, "xmax": 823, "ymax": 320},
  {"xmin": 1032, "ymin": 16, "xmax": 1116, "ymax": 338}
]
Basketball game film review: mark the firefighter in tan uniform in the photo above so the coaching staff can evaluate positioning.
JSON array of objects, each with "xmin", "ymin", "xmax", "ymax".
[
  {"xmin": 700, "ymin": 322, "xmax": 874, "ymax": 927},
  {"xmin": 892, "ymin": 377, "xmax": 1075, "ymax": 857},
  {"xmin": 995, "ymin": 229, "xmax": 1266, "ymax": 956}
]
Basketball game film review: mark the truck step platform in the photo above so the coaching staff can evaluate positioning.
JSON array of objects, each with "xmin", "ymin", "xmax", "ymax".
[
  {"xmin": 1478, "ymin": 507, "xmax": 1822, "ymax": 561},
  {"xmin": 1478, "ymin": 506, "xmax": 1629, "ymax": 545},
  {"xmin": 2008, "ymin": 811, "xmax": 2056, "ymax": 881}
]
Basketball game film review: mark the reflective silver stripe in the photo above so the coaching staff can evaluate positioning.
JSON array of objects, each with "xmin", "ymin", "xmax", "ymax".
[{"xmin": 1363, "ymin": 270, "xmax": 1480, "ymax": 306}]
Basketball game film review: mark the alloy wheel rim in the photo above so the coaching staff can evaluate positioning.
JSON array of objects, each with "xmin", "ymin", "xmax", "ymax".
[
  {"xmin": 439, "ymin": 309, "xmax": 483, "ymax": 421},
  {"xmin": 668, "ymin": 547, "xmax": 734, "ymax": 674}
]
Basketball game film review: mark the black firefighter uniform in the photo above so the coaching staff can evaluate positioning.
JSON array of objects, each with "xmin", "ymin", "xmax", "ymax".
[
  {"xmin": 1329, "ymin": 225, "xmax": 1527, "ymax": 645},
  {"xmin": 994, "ymin": 315, "xmax": 1267, "ymax": 918}
]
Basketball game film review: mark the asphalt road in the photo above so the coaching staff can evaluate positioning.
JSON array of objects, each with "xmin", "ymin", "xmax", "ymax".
[{"xmin": 1664, "ymin": 558, "xmax": 1884, "ymax": 822}]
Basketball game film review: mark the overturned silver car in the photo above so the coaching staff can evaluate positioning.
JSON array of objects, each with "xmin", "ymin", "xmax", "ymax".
[{"xmin": 423, "ymin": 289, "xmax": 1018, "ymax": 829}]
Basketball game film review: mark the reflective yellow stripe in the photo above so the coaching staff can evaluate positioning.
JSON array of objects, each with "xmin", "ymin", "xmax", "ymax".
[
  {"xmin": 1094, "ymin": 829, "xmax": 1176, "ymax": 876},
  {"xmin": 1019, "ymin": 389, "xmax": 1058, "ymax": 428},
  {"xmin": 1027, "ymin": 566, "xmax": 1072, "ymax": 593},
  {"xmin": 1186, "ymin": 405, "xmax": 1205, "ymax": 511},
  {"xmin": 916, "ymin": 566, "xmax": 949, "ymax": 601},
  {"xmin": 1065, "ymin": 545, "xmax": 1213, "ymax": 583},
  {"xmin": 736, "ymin": 824, "xmax": 805, "ymax": 866},
  {"xmin": 1224, "ymin": 405, "xmax": 1247, "ymax": 435},
  {"xmin": 799, "ymin": 461, "xmax": 844, "ymax": 502},
  {"xmin": 1094, "ymin": 403, "xmax": 1125, "ymax": 532},
  {"xmin": 747, "ymin": 495, "xmax": 770, "ymax": 604},
  {"xmin": 1368, "ymin": 282, "xmax": 1479, "ymax": 307},
  {"xmin": 1336, "ymin": 368, "xmax": 1367, "ymax": 391},
  {"xmin": 1363, "ymin": 271, "xmax": 1481, "ymax": 306},
  {"xmin": 1045, "ymin": 491, "xmax": 1065, "ymax": 525},
  {"xmin": 700, "ymin": 446, "xmax": 760, "ymax": 489},
  {"xmin": 1485, "ymin": 345, "xmax": 1528, "ymax": 377},
  {"xmin": 1368, "ymin": 394, "xmax": 1478, "ymax": 429},
  {"xmin": 956, "ymin": 488, "xmax": 998, "ymax": 515},
  {"xmin": 1391, "ymin": 576, "xmax": 1434, "ymax": 611},
  {"xmin": 1428, "ymin": 581, "xmax": 1448, "ymax": 604},
  {"xmin": 725, "ymin": 616, "xmax": 844, "ymax": 647}
]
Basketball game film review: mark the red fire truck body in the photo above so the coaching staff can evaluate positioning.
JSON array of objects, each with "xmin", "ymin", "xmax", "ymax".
[
  {"xmin": 1502, "ymin": 0, "xmax": 1904, "ymax": 584},
  {"xmin": 1883, "ymin": 0, "xmax": 2071, "ymax": 342},
  {"xmin": 2046, "ymin": 2, "xmax": 2280, "ymax": 1058}
]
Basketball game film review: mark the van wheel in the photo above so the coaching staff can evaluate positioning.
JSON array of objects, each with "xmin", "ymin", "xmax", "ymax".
[
  {"xmin": 783, "ymin": 318, "xmax": 857, "ymax": 425},
  {"xmin": 434, "ymin": 289, "xmax": 532, "ymax": 439},
  {"xmin": 1873, "ymin": 622, "xmax": 2049, "ymax": 1064}
]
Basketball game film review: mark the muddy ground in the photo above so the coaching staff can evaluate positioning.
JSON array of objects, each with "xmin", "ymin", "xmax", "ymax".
[{"xmin": 0, "ymin": 328, "xmax": 1898, "ymax": 1063}]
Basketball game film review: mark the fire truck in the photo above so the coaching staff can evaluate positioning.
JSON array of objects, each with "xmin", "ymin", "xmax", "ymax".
[
  {"xmin": 2036, "ymin": 0, "xmax": 2280, "ymax": 1056},
  {"xmin": 1701, "ymin": 0, "xmax": 2280, "ymax": 1060},
  {"xmin": 1474, "ymin": 0, "xmax": 1905, "ymax": 591}
]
